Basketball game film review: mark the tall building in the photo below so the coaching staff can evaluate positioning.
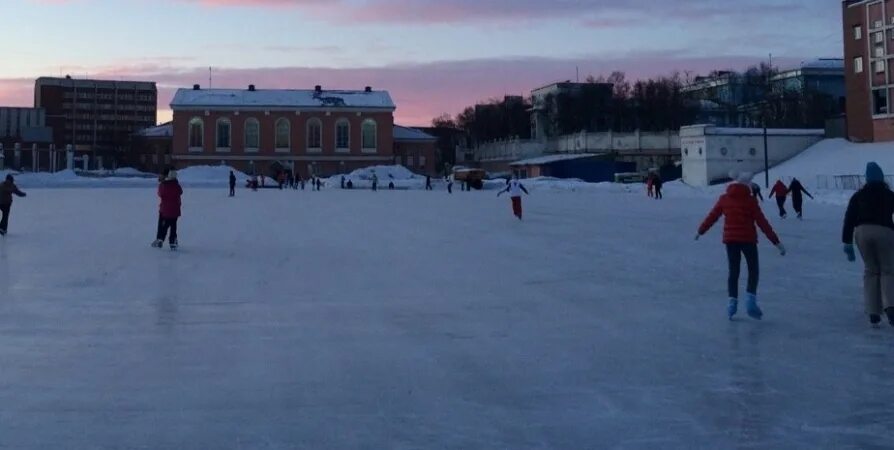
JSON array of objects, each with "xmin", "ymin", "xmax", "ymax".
[
  {"xmin": 169, "ymin": 84, "xmax": 396, "ymax": 178},
  {"xmin": 34, "ymin": 76, "xmax": 157, "ymax": 164},
  {"xmin": 843, "ymin": 0, "xmax": 894, "ymax": 142},
  {"xmin": 530, "ymin": 82, "xmax": 613, "ymax": 140}
]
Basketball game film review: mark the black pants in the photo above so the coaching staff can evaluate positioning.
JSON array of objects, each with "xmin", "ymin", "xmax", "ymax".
[
  {"xmin": 775, "ymin": 197, "xmax": 787, "ymax": 217},
  {"xmin": 792, "ymin": 195, "xmax": 803, "ymax": 217},
  {"xmin": 654, "ymin": 185, "xmax": 663, "ymax": 199},
  {"xmin": 157, "ymin": 216, "xmax": 178, "ymax": 243},
  {"xmin": 726, "ymin": 243, "xmax": 759, "ymax": 298},
  {"xmin": 229, "ymin": 183, "xmax": 235, "ymax": 197},
  {"xmin": 0, "ymin": 203, "xmax": 10, "ymax": 232}
]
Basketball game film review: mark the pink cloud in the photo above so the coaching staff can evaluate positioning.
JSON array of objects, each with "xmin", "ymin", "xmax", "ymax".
[{"xmin": 0, "ymin": 53, "xmax": 803, "ymax": 126}]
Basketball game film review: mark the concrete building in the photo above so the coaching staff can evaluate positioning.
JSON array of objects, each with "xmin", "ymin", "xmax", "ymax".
[
  {"xmin": 530, "ymin": 82, "xmax": 613, "ymax": 140},
  {"xmin": 34, "ymin": 76, "xmax": 157, "ymax": 167},
  {"xmin": 681, "ymin": 125, "xmax": 824, "ymax": 186},
  {"xmin": 170, "ymin": 84, "xmax": 396, "ymax": 179},
  {"xmin": 843, "ymin": 0, "xmax": 894, "ymax": 142},
  {"xmin": 0, "ymin": 107, "xmax": 53, "ymax": 170}
]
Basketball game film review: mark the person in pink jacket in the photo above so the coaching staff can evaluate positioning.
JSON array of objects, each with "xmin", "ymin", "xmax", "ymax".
[{"xmin": 152, "ymin": 170, "xmax": 183, "ymax": 250}]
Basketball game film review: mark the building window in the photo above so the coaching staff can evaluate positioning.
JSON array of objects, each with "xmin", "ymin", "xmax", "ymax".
[
  {"xmin": 419, "ymin": 155, "xmax": 426, "ymax": 168},
  {"xmin": 876, "ymin": 46, "xmax": 885, "ymax": 58},
  {"xmin": 275, "ymin": 118, "xmax": 290, "ymax": 150},
  {"xmin": 876, "ymin": 60, "xmax": 886, "ymax": 74},
  {"xmin": 855, "ymin": 25, "xmax": 863, "ymax": 40},
  {"xmin": 216, "ymin": 118, "xmax": 231, "ymax": 150},
  {"xmin": 875, "ymin": 32, "xmax": 885, "ymax": 44},
  {"xmin": 855, "ymin": 57, "xmax": 864, "ymax": 74},
  {"xmin": 244, "ymin": 118, "xmax": 259, "ymax": 150},
  {"xmin": 362, "ymin": 119, "xmax": 377, "ymax": 151},
  {"xmin": 407, "ymin": 156, "xmax": 415, "ymax": 167},
  {"xmin": 188, "ymin": 117, "xmax": 203, "ymax": 149},
  {"xmin": 335, "ymin": 119, "xmax": 350, "ymax": 150},
  {"xmin": 873, "ymin": 89, "xmax": 888, "ymax": 115},
  {"xmin": 307, "ymin": 118, "xmax": 322, "ymax": 149}
]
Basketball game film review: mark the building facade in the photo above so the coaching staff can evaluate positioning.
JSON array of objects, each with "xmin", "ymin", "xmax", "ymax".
[
  {"xmin": 130, "ymin": 122, "xmax": 173, "ymax": 174},
  {"xmin": 170, "ymin": 85, "xmax": 396, "ymax": 179},
  {"xmin": 392, "ymin": 125, "xmax": 437, "ymax": 175},
  {"xmin": 0, "ymin": 107, "xmax": 53, "ymax": 170},
  {"xmin": 34, "ymin": 76, "xmax": 157, "ymax": 167},
  {"xmin": 843, "ymin": 0, "xmax": 894, "ymax": 142},
  {"xmin": 530, "ymin": 82, "xmax": 613, "ymax": 140}
]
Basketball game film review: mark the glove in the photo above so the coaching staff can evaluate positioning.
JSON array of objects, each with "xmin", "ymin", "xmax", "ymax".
[
  {"xmin": 776, "ymin": 243, "xmax": 786, "ymax": 256},
  {"xmin": 844, "ymin": 244, "xmax": 856, "ymax": 262}
]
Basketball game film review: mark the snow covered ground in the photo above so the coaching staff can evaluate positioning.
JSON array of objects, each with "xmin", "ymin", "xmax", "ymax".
[{"xmin": 0, "ymin": 186, "xmax": 891, "ymax": 449}]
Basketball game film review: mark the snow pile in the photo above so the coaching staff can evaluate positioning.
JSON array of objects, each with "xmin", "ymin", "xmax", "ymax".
[
  {"xmin": 326, "ymin": 165, "xmax": 426, "ymax": 189},
  {"xmin": 0, "ymin": 165, "xmax": 251, "ymax": 188}
]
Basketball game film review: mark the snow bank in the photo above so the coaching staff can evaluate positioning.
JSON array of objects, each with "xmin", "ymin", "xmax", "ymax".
[
  {"xmin": 326, "ymin": 165, "xmax": 426, "ymax": 189},
  {"xmin": 0, "ymin": 165, "xmax": 251, "ymax": 188},
  {"xmin": 175, "ymin": 165, "xmax": 249, "ymax": 184}
]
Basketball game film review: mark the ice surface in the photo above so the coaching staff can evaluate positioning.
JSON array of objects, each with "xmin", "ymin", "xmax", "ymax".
[{"xmin": 0, "ymin": 187, "xmax": 890, "ymax": 449}]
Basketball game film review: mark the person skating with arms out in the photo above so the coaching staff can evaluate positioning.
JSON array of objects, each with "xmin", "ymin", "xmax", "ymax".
[
  {"xmin": 788, "ymin": 178, "xmax": 813, "ymax": 219},
  {"xmin": 0, "ymin": 174, "xmax": 27, "ymax": 236},
  {"xmin": 498, "ymin": 175, "xmax": 530, "ymax": 220},
  {"xmin": 153, "ymin": 170, "xmax": 183, "ymax": 250},
  {"xmin": 769, "ymin": 179, "xmax": 789, "ymax": 218},
  {"xmin": 842, "ymin": 162, "xmax": 894, "ymax": 327},
  {"xmin": 697, "ymin": 173, "xmax": 786, "ymax": 320}
]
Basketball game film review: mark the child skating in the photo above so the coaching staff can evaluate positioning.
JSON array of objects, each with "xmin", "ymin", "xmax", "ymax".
[
  {"xmin": 769, "ymin": 179, "xmax": 788, "ymax": 218},
  {"xmin": 0, "ymin": 174, "xmax": 27, "ymax": 236},
  {"xmin": 697, "ymin": 175, "xmax": 786, "ymax": 320},
  {"xmin": 153, "ymin": 170, "xmax": 183, "ymax": 250},
  {"xmin": 498, "ymin": 175, "xmax": 530, "ymax": 220}
]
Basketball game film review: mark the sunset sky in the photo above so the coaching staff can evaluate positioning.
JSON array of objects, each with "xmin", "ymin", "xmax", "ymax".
[{"xmin": 1, "ymin": 0, "xmax": 842, "ymax": 125}]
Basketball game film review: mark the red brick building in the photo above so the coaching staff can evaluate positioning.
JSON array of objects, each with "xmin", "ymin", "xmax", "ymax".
[
  {"xmin": 170, "ymin": 84, "xmax": 402, "ymax": 178},
  {"xmin": 393, "ymin": 125, "xmax": 437, "ymax": 175},
  {"xmin": 843, "ymin": 0, "xmax": 894, "ymax": 142}
]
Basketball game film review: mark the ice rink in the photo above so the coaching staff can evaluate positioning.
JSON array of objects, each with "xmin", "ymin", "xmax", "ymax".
[{"xmin": 0, "ymin": 187, "xmax": 890, "ymax": 449}]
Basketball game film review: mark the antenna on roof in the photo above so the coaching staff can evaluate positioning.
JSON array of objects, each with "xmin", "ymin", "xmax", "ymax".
[{"xmin": 209, "ymin": 67, "xmax": 212, "ymax": 89}]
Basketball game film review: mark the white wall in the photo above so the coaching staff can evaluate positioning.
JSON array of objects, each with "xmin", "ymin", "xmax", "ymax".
[{"xmin": 681, "ymin": 125, "xmax": 824, "ymax": 186}]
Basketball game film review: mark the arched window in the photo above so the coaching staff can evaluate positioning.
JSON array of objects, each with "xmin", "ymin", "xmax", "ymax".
[
  {"xmin": 275, "ymin": 118, "xmax": 290, "ymax": 150},
  {"xmin": 188, "ymin": 117, "xmax": 203, "ymax": 149},
  {"xmin": 216, "ymin": 118, "xmax": 231, "ymax": 149},
  {"xmin": 244, "ymin": 118, "xmax": 259, "ymax": 150},
  {"xmin": 361, "ymin": 119, "xmax": 377, "ymax": 151},
  {"xmin": 335, "ymin": 119, "xmax": 350, "ymax": 151},
  {"xmin": 307, "ymin": 118, "xmax": 322, "ymax": 149}
]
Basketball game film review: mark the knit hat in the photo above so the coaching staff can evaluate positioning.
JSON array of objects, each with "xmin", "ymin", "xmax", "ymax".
[
  {"xmin": 866, "ymin": 162, "xmax": 884, "ymax": 183},
  {"xmin": 166, "ymin": 170, "xmax": 178, "ymax": 181}
]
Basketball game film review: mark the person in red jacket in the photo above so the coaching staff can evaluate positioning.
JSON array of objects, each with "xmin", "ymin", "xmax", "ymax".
[
  {"xmin": 769, "ymin": 179, "xmax": 789, "ymax": 218},
  {"xmin": 697, "ymin": 178, "xmax": 786, "ymax": 320},
  {"xmin": 153, "ymin": 170, "xmax": 183, "ymax": 250}
]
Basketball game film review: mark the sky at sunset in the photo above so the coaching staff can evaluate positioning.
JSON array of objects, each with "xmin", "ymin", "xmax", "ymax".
[{"xmin": 1, "ymin": 0, "xmax": 843, "ymax": 126}]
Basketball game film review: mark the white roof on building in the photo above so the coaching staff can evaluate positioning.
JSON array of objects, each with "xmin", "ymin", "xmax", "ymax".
[
  {"xmin": 681, "ymin": 124, "xmax": 825, "ymax": 137},
  {"xmin": 135, "ymin": 122, "xmax": 173, "ymax": 138},
  {"xmin": 170, "ymin": 88, "xmax": 395, "ymax": 110},
  {"xmin": 393, "ymin": 125, "xmax": 436, "ymax": 142},
  {"xmin": 800, "ymin": 58, "xmax": 844, "ymax": 70},
  {"xmin": 510, "ymin": 153, "xmax": 600, "ymax": 166}
]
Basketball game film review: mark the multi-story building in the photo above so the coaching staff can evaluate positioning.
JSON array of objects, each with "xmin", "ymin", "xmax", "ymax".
[
  {"xmin": 843, "ymin": 0, "xmax": 894, "ymax": 142},
  {"xmin": 0, "ymin": 107, "xmax": 52, "ymax": 170},
  {"xmin": 530, "ymin": 82, "xmax": 613, "ymax": 140},
  {"xmin": 34, "ymin": 76, "xmax": 157, "ymax": 167},
  {"xmin": 170, "ymin": 84, "xmax": 397, "ymax": 178}
]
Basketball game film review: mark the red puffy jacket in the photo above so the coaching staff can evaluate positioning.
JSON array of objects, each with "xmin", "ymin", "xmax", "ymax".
[
  {"xmin": 158, "ymin": 180, "xmax": 183, "ymax": 219},
  {"xmin": 770, "ymin": 180, "xmax": 788, "ymax": 199},
  {"xmin": 699, "ymin": 183, "xmax": 780, "ymax": 245}
]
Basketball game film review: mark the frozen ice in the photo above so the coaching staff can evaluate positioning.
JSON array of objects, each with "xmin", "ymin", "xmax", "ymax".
[{"xmin": 0, "ymin": 187, "xmax": 891, "ymax": 449}]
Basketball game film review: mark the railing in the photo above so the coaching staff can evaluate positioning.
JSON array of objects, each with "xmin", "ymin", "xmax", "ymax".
[{"xmin": 816, "ymin": 175, "xmax": 894, "ymax": 190}]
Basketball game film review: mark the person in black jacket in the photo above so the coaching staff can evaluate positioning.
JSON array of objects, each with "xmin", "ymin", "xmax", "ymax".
[
  {"xmin": 0, "ymin": 174, "xmax": 27, "ymax": 235},
  {"xmin": 842, "ymin": 162, "xmax": 894, "ymax": 327},
  {"xmin": 228, "ymin": 170, "xmax": 236, "ymax": 197},
  {"xmin": 788, "ymin": 178, "xmax": 813, "ymax": 219},
  {"xmin": 652, "ymin": 173, "xmax": 664, "ymax": 200}
]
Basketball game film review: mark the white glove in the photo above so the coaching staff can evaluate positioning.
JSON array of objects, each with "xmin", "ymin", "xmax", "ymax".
[{"xmin": 776, "ymin": 243, "xmax": 786, "ymax": 256}]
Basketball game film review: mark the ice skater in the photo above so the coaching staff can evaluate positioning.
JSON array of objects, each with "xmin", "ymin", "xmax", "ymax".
[
  {"xmin": 498, "ymin": 175, "xmax": 530, "ymax": 220},
  {"xmin": 750, "ymin": 181, "xmax": 764, "ymax": 202},
  {"xmin": 769, "ymin": 179, "xmax": 788, "ymax": 218},
  {"xmin": 372, "ymin": 173, "xmax": 378, "ymax": 191},
  {"xmin": 0, "ymin": 174, "xmax": 27, "ymax": 236},
  {"xmin": 842, "ymin": 162, "xmax": 894, "ymax": 327},
  {"xmin": 425, "ymin": 175, "xmax": 433, "ymax": 191},
  {"xmin": 447, "ymin": 175, "xmax": 454, "ymax": 194},
  {"xmin": 652, "ymin": 173, "xmax": 664, "ymax": 200},
  {"xmin": 229, "ymin": 170, "xmax": 236, "ymax": 197},
  {"xmin": 696, "ymin": 174, "xmax": 786, "ymax": 320},
  {"xmin": 788, "ymin": 178, "xmax": 813, "ymax": 219},
  {"xmin": 646, "ymin": 174, "xmax": 654, "ymax": 198},
  {"xmin": 152, "ymin": 170, "xmax": 183, "ymax": 250}
]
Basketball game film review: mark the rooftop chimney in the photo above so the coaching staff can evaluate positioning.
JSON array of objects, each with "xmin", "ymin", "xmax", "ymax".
[
  {"xmin": 248, "ymin": 84, "xmax": 256, "ymax": 91},
  {"xmin": 364, "ymin": 86, "xmax": 372, "ymax": 93},
  {"xmin": 193, "ymin": 84, "xmax": 201, "ymax": 90},
  {"xmin": 315, "ymin": 85, "xmax": 322, "ymax": 93}
]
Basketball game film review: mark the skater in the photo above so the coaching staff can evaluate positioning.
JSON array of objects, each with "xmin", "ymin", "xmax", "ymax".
[
  {"xmin": 346, "ymin": 179, "xmax": 353, "ymax": 189},
  {"xmin": 316, "ymin": 178, "xmax": 322, "ymax": 191},
  {"xmin": 788, "ymin": 178, "xmax": 813, "ymax": 219},
  {"xmin": 228, "ymin": 170, "xmax": 236, "ymax": 197},
  {"xmin": 498, "ymin": 175, "xmax": 530, "ymax": 220},
  {"xmin": 750, "ymin": 181, "xmax": 764, "ymax": 202},
  {"xmin": 388, "ymin": 181, "xmax": 395, "ymax": 190},
  {"xmin": 340, "ymin": 175, "xmax": 346, "ymax": 189},
  {"xmin": 652, "ymin": 173, "xmax": 664, "ymax": 200},
  {"xmin": 425, "ymin": 175, "xmax": 433, "ymax": 191},
  {"xmin": 277, "ymin": 172, "xmax": 285, "ymax": 190},
  {"xmin": 153, "ymin": 170, "xmax": 183, "ymax": 250},
  {"xmin": 371, "ymin": 173, "xmax": 378, "ymax": 191},
  {"xmin": 0, "ymin": 174, "xmax": 27, "ymax": 236},
  {"xmin": 447, "ymin": 175, "xmax": 454, "ymax": 194},
  {"xmin": 696, "ymin": 175, "xmax": 786, "ymax": 320},
  {"xmin": 842, "ymin": 162, "xmax": 894, "ymax": 327},
  {"xmin": 646, "ymin": 173, "xmax": 654, "ymax": 198},
  {"xmin": 769, "ymin": 179, "xmax": 788, "ymax": 218}
]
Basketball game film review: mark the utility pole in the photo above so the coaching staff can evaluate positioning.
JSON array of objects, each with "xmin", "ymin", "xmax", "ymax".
[
  {"xmin": 209, "ymin": 67, "xmax": 212, "ymax": 88},
  {"xmin": 763, "ymin": 53, "xmax": 772, "ymax": 189}
]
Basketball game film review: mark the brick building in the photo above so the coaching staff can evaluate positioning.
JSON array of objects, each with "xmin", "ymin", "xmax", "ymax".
[
  {"xmin": 34, "ymin": 76, "xmax": 157, "ymax": 167},
  {"xmin": 843, "ymin": 0, "xmax": 894, "ymax": 142},
  {"xmin": 392, "ymin": 125, "xmax": 437, "ymax": 175},
  {"xmin": 170, "ymin": 85, "xmax": 398, "ymax": 178}
]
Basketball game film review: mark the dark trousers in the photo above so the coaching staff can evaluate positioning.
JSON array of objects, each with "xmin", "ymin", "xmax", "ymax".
[
  {"xmin": 726, "ymin": 243, "xmax": 759, "ymax": 298},
  {"xmin": 654, "ymin": 185, "xmax": 663, "ymax": 199},
  {"xmin": 792, "ymin": 195, "xmax": 803, "ymax": 217},
  {"xmin": 775, "ymin": 196, "xmax": 787, "ymax": 218},
  {"xmin": 157, "ymin": 216, "xmax": 178, "ymax": 243},
  {"xmin": 229, "ymin": 183, "xmax": 235, "ymax": 197},
  {"xmin": 0, "ymin": 203, "xmax": 10, "ymax": 231}
]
